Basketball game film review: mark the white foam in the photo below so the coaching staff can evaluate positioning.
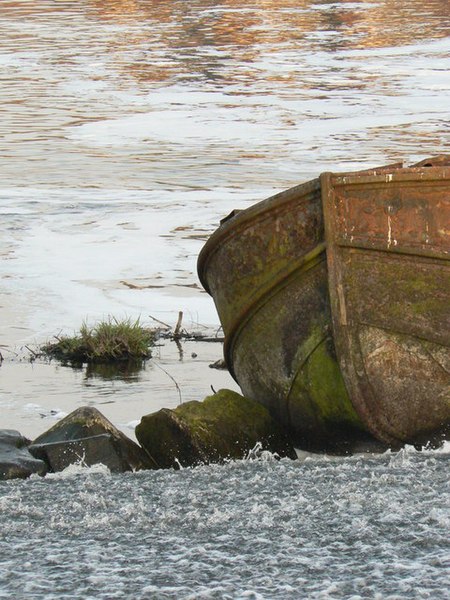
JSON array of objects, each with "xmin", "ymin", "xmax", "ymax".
[{"xmin": 45, "ymin": 462, "xmax": 111, "ymax": 480}]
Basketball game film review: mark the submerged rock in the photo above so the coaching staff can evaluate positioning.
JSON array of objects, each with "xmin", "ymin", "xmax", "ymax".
[
  {"xmin": 29, "ymin": 407, "xmax": 157, "ymax": 473},
  {"xmin": 135, "ymin": 388, "xmax": 297, "ymax": 469},
  {"xmin": 0, "ymin": 430, "xmax": 48, "ymax": 480}
]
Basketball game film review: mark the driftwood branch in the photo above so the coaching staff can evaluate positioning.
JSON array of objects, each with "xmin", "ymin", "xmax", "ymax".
[{"xmin": 149, "ymin": 312, "xmax": 224, "ymax": 344}]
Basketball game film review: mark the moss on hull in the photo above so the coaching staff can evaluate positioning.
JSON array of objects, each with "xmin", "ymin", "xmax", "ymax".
[
  {"xmin": 287, "ymin": 336, "xmax": 381, "ymax": 453},
  {"xmin": 135, "ymin": 389, "xmax": 297, "ymax": 469}
]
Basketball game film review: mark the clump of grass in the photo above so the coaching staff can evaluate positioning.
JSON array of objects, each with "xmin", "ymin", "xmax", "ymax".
[{"xmin": 41, "ymin": 317, "xmax": 156, "ymax": 364}]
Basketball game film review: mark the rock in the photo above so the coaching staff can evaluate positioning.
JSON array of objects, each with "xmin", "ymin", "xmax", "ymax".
[
  {"xmin": 209, "ymin": 358, "xmax": 227, "ymax": 370},
  {"xmin": 0, "ymin": 430, "xmax": 48, "ymax": 480},
  {"xmin": 135, "ymin": 388, "xmax": 297, "ymax": 469},
  {"xmin": 30, "ymin": 434, "xmax": 151, "ymax": 473},
  {"xmin": 30, "ymin": 407, "xmax": 157, "ymax": 472}
]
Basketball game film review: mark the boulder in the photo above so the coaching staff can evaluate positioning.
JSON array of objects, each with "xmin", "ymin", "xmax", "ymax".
[
  {"xmin": 30, "ymin": 434, "xmax": 150, "ymax": 473},
  {"xmin": 135, "ymin": 388, "xmax": 297, "ymax": 469},
  {"xmin": 30, "ymin": 407, "xmax": 157, "ymax": 473},
  {"xmin": 0, "ymin": 430, "xmax": 48, "ymax": 480}
]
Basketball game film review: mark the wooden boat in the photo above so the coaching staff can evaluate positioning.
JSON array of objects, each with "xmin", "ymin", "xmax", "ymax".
[{"xmin": 198, "ymin": 157, "xmax": 450, "ymax": 452}]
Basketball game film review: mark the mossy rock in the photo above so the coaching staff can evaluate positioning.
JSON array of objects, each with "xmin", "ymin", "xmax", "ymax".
[
  {"xmin": 31, "ymin": 407, "xmax": 157, "ymax": 472},
  {"xmin": 135, "ymin": 389, "xmax": 297, "ymax": 469}
]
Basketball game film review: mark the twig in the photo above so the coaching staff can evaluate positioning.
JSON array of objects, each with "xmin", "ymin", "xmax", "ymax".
[
  {"xmin": 148, "ymin": 314, "xmax": 172, "ymax": 329},
  {"xmin": 153, "ymin": 361, "xmax": 183, "ymax": 404},
  {"xmin": 25, "ymin": 345, "xmax": 39, "ymax": 357},
  {"xmin": 173, "ymin": 311, "xmax": 183, "ymax": 340}
]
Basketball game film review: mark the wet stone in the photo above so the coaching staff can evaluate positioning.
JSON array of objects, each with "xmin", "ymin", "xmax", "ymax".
[
  {"xmin": 209, "ymin": 358, "xmax": 227, "ymax": 370},
  {"xmin": 29, "ymin": 434, "xmax": 148, "ymax": 473},
  {"xmin": 30, "ymin": 406, "xmax": 157, "ymax": 472},
  {"xmin": 0, "ymin": 429, "xmax": 48, "ymax": 480},
  {"xmin": 135, "ymin": 388, "xmax": 297, "ymax": 469}
]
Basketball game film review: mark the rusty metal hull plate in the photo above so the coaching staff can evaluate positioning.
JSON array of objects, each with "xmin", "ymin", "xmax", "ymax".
[
  {"xmin": 198, "ymin": 179, "xmax": 373, "ymax": 451},
  {"xmin": 198, "ymin": 179, "xmax": 323, "ymax": 338},
  {"xmin": 322, "ymin": 166, "xmax": 450, "ymax": 446}
]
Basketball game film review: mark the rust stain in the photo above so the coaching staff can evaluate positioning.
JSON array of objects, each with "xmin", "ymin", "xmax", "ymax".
[{"xmin": 322, "ymin": 159, "xmax": 450, "ymax": 446}]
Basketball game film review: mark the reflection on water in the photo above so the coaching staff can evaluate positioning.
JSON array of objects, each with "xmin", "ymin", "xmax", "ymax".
[
  {"xmin": 69, "ymin": 0, "xmax": 450, "ymax": 51},
  {"xmin": 0, "ymin": 0, "xmax": 448, "ymax": 190},
  {"xmin": 84, "ymin": 358, "xmax": 146, "ymax": 381},
  {"xmin": 63, "ymin": 357, "xmax": 147, "ymax": 382}
]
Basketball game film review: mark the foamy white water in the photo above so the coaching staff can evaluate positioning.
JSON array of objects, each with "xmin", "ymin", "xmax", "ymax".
[{"xmin": 1, "ymin": 447, "xmax": 449, "ymax": 599}]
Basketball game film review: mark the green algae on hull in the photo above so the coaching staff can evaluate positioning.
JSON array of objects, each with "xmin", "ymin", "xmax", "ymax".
[{"xmin": 286, "ymin": 335, "xmax": 376, "ymax": 453}]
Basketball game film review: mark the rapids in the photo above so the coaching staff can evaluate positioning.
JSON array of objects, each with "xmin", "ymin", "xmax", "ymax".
[{"xmin": 1, "ymin": 446, "xmax": 449, "ymax": 599}]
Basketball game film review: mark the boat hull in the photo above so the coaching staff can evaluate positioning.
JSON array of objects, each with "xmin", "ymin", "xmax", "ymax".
[
  {"xmin": 198, "ymin": 179, "xmax": 376, "ymax": 452},
  {"xmin": 198, "ymin": 159, "xmax": 450, "ymax": 450},
  {"xmin": 322, "ymin": 165, "xmax": 450, "ymax": 447}
]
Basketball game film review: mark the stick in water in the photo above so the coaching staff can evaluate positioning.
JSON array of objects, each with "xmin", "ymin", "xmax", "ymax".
[
  {"xmin": 153, "ymin": 361, "xmax": 183, "ymax": 404},
  {"xmin": 173, "ymin": 311, "xmax": 183, "ymax": 340}
]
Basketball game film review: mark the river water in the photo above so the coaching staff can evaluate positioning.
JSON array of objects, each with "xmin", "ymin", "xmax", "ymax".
[{"xmin": 0, "ymin": 1, "xmax": 449, "ymax": 597}]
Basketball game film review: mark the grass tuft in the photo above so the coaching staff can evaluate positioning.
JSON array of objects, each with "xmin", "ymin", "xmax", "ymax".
[{"xmin": 41, "ymin": 317, "xmax": 156, "ymax": 364}]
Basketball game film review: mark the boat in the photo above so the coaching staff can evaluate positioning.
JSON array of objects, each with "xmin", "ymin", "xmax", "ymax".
[{"xmin": 197, "ymin": 157, "xmax": 450, "ymax": 452}]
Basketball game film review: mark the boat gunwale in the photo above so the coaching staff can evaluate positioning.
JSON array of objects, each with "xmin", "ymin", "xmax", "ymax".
[
  {"xmin": 197, "ymin": 177, "xmax": 321, "ymax": 293},
  {"xmin": 198, "ymin": 165, "xmax": 450, "ymax": 293},
  {"xmin": 328, "ymin": 165, "xmax": 450, "ymax": 188}
]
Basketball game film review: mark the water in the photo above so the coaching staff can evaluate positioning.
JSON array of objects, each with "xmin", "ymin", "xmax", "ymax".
[
  {"xmin": 0, "ymin": 340, "xmax": 238, "ymax": 440},
  {"xmin": 1, "ymin": 446, "xmax": 449, "ymax": 599},
  {"xmin": 0, "ymin": 2, "xmax": 449, "ymax": 596}
]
